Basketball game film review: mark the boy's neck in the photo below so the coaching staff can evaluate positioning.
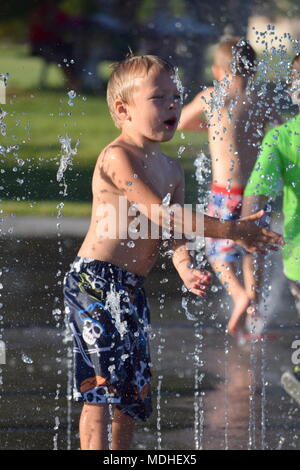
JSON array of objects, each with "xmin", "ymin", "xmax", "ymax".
[
  {"xmin": 120, "ymin": 128, "xmax": 161, "ymax": 156},
  {"xmin": 228, "ymin": 75, "xmax": 248, "ymax": 92}
]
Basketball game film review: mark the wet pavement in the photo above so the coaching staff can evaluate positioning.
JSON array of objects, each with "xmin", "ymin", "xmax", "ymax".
[{"xmin": 0, "ymin": 231, "xmax": 299, "ymax": 450}]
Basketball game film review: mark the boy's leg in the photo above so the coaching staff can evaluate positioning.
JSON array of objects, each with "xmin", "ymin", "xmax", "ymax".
[
  {"xmin": 242, "ymin": 254, "xmax": 256, "ymax": 301},
  {"xmin": 79, "ymin": 403, "xmax": 112, "ymax": 450},
  {"xmin": 112, "ymin": 407, "xmax": 136, "ymax": 450},
  {"xmin": 243, "ymin": 253, "xmax": 265, "ymax": 317},
  {"xmin": 211, "ymin": 260, "xmax": 250, "ymax": 335}
]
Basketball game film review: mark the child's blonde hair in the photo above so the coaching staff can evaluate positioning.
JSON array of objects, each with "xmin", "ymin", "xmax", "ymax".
[
  {"xmin": 107, "ymin": 54, "xmax": 175, "ymax": 128},
  {"xmin": 214, "ymin": 37, "xmax": 256, "ymax": 77}
]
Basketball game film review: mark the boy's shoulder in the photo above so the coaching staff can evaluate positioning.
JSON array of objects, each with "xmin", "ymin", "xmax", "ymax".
[
  {"xmin": 98, "ymin": 140, "xmax": 139, "ymax": 167},
  {"xmin": 97, "ymin": 141, "xmax": 182, "ymax": 180}
]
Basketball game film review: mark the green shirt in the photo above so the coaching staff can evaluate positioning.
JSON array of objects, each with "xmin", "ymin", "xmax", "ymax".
[{"xmin": 244, "ymin": 114, "xmax": 300, "ymax": 281}]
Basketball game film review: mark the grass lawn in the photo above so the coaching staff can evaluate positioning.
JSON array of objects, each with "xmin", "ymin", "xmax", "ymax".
[{"xmin": 0, "ymin": 43, "xmax": 208, "ymax": 216}]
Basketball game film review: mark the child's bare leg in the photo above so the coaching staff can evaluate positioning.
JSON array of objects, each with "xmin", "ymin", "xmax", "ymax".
[
  {"xmin": 243, "ymin": 253, "xmax": 266, "ymax": 336},
  {"xmin": 112, "ymin": 407, "xmax": 135, "ymax": 450},
  {"xmin": 243, "ymin": 253, "xmax": 258, "ymax": 315},
  {"xmin": 211, "ymin": 260, "xmax": 249, "ymax": 335},
  {"xmin": 79, "ymin": 403, "xmax": 111, "ymax": 450}
]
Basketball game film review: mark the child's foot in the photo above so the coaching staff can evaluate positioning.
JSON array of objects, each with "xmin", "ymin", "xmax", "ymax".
[
  {"xmin": 281, "ymin": 366, "xmax": 300, "ymax": 405},
  {"xmin": 227, "ymin": 293, "xmax": 250, "ymax": 336}
]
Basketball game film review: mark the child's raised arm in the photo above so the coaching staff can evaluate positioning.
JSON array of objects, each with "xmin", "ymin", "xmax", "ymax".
[
  {"xmin": 177, "ymin": 88, "xmax": 211, "ymax": 132},
  {"xmin": 101, "ymin": 146, "xmax": 283, "ymax": 253}
]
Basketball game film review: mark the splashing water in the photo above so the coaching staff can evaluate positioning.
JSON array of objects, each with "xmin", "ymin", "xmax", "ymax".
[
  {"xmin": 162, "ymin": 192, "xmax": 171, "ymax": 207},
  {"xmin": 54, "ymin": 132, "xmax": 80, "ymax": 448},
  {"xmin": 57, "ymin": 136, "xmax": 80, "ymax": 197},
  {"xmin": 194, "ymin": 322, "xmax": 205, "ymax": 450},
  {"xmin": 21, "ymin": 353, "xmax": 33, "ymax": 364},
  {"xmin": 211, "ymin": 77, "xmax": 231, "ymax": 113},
  {"xmin": 171, "ymin": 67, "xmax": 184, "ymax": 104},
  {"xmin": 259, "ymin": 250, "xmax": 273, "ymax": 449},
  {"xmin": 191, "ymin": 149, "xmax": 212, "ymax": 448},
  {"xmin": 156, "ymin": 291, "xmax": 166, "ymax": 450},
  {"xmin": 67, "ymin": 90, "xmax": 76, "ymax": 107},
  {"xmin": 0, "ymin": 80, "xmax": 9, "ymax": 397},
  {"xmin": 0, "ymin": 109, "xmax": 7, "ymax": 137},
  {"xmin": 105, "ymin": 286, "xmax": 128, "ymax": 338}
]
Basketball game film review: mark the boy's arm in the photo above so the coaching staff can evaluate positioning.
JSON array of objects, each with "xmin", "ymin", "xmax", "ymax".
[
  {"xmin": 177, "ymin": 89, "xmax": 211, "ymax": 132},
  {"xmin": 103, "ymin": 146, "xmax": 282, "ymax": 252},
  {"xmin": 241, "ymin": 195, "xmax": 269, "ymax": 218},
  {"xmin": 169, "ymin": 165, "xmax": 194, "ymax": 273},
  {"xmin": 170, "ymin": 164, "xmax": 211, "ymax": 297}
]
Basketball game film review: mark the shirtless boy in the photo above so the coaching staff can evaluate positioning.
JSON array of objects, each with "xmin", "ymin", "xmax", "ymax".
[
  {"xmin": 63, "ymin": 55, "xmax": 282, "ymax": 450},
  {"xmin": 178, "ymin": 38, "xmax": 281, "ymax": 335}
]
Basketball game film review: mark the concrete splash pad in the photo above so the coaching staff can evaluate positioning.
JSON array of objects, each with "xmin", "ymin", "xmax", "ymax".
[{"xmin": 0, "ymin": 229, "xmax": 299, "ymax": 449}]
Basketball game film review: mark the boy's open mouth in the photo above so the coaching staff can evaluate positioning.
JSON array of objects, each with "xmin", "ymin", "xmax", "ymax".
[{"xmin": 164, "ymin": 117, "xmax": 177, "ymax": 128}]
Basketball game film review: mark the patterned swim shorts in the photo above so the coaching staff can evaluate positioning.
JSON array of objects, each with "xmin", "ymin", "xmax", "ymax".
[
  {"xmin": 205, "ymin": 184, "xmax": 245, "ymax": 263},
  {"xmin": 63, "ymin": 257, "xmax": 152, "ymax": 422}
]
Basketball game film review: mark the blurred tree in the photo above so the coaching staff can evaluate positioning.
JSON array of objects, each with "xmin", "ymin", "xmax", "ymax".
[
  {"xmin": 253, "ymin": 0, "xmax": 300, "ymax": 19},
  {"xmin": 184, "ymin": 0, "xmax": 253, "ymax": 37}
]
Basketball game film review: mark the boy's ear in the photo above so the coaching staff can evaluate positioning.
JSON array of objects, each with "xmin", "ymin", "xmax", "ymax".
[{"xmin": 114, "ymin": 99, "xmax": 131, "ymax": 123}]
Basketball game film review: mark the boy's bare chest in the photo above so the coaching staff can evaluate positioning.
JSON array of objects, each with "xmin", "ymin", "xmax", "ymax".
[{"xmin": 142, "ymin": 158, "xmax": 177, "ymax": 198}]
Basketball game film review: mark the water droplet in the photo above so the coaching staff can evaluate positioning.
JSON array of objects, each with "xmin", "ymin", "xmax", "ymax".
[
  {"xmin": 22, "ymin": 353, "xmax": 33, "ymax": 364},
  {"xmin": 162, "ymin": 193, "xmax": 171, "ymax": 206}
]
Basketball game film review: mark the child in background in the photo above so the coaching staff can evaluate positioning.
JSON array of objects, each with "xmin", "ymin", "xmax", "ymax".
[
  {"xmin": 178, "ymin": 37, "xmax": 282, "ymax": 335},
  {"xmin": 243, "ymin": 53, "xmax": 300, "ymax": 404},
  {"xmin": 63, "ymin": 54, "xmax": 282, "ymax": 450}
]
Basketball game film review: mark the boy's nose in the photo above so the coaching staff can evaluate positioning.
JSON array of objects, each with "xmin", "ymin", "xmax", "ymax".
[{"xmin": 169, "ymin": 100, "xmax": 179, "ymax": 109}]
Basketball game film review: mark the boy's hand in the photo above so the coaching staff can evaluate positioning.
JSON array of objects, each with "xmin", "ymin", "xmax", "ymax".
[
  {"xmin": 180, "ymin": 268, "xmax": 211, "ymax": 297},
  {"xmin": 232, "ymin": 210, "xmax": 283, "ymax": 253}
]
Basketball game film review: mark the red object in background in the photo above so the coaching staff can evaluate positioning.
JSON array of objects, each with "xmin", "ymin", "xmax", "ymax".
[{"xmin": 29, "ymin": 4, "xmax": 71, "ymax": 45}]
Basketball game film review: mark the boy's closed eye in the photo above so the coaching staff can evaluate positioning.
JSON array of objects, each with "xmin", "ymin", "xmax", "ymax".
[{"xmin": 150, "ymin": 94, "xmax": 181, "ymax": 101}]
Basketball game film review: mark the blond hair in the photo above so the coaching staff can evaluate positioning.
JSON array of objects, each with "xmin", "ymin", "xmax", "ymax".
[
  {"xmin": 214, "ymin": 37, "xmax": 256, "ymax": 77},
  {"xmin": 107, "ymin": 54, "xmax": 175, "ymax": 128}
]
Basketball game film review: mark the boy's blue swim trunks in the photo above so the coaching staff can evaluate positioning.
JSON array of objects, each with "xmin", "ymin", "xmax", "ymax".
[{"xmin": 63, "ymin": 256, "xmax": 152, "ymax": 422}]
